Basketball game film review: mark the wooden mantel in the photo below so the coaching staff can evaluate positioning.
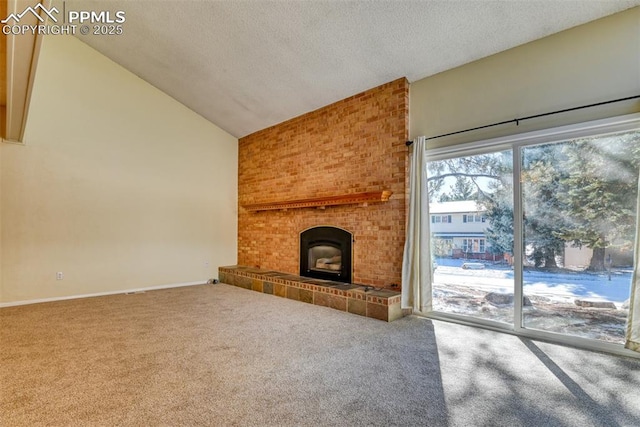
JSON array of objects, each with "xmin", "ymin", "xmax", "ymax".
[{"xmin": 242, "ymin": 190, "xmax": 393, "ymax": 212}]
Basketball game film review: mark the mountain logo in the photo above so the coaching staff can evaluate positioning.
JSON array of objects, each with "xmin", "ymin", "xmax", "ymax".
[{"xmin": 1, "ymin": 3, "xmax": 59, "ymax": 24}]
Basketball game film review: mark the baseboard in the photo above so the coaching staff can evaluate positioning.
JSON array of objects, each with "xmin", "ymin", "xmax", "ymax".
[{"xmin": 0, "ymin": 281, "xmax": 208, "ymax": 308}]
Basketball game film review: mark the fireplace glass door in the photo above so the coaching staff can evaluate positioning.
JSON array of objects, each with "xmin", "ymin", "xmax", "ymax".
[{"xmin": 308, "ymin": 245, "xmax": 342, "ymax": 273}]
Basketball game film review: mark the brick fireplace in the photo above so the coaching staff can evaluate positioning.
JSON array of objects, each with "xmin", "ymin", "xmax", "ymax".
[{"xmin": 237, "ymin": 78, "xmax": 408, "ymax": 289}]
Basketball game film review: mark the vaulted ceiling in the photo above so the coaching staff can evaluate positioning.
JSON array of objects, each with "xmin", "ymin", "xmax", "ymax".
[{"xmin": 7, "ymin": 1, "xmax": 640, "ymax": 140}]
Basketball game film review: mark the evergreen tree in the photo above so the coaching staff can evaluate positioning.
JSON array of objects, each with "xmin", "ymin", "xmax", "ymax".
[
  {"xmin": 479, "ymin": 151, "xmax": 514, "ymax": 257},
  {"xmin": 521, "ymin": 143, "xmax": 568, "ymax": 268},
  {"xmin": 557, "ymin": 132, "xmax": 640, "ymax": 270}
]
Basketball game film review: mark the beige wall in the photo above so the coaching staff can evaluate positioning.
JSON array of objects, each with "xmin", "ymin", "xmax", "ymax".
[
  {"xmin": 1, "ymin": 35, "xmax": 238, "ymax": 303},
  {"xmin": 410, "ymin": 7, "xmax": 640, "ymax": 147}
]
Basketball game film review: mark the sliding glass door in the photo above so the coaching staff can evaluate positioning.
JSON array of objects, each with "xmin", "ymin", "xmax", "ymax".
[
  {"xmin": 425, "ymin": 116, "xmax": 640, "ymax": 350},
  {"xmin": 427, "ymin": 149, "xmax": 514, "ymax": 326},
  {"xmin": 520, "ymin": 131, "xmax": 639, "ymax": 344}
]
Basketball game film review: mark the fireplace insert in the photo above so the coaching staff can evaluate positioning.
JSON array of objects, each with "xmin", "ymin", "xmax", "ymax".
[{"xmin": 300, "ymin": 226, "xmax": 352, "ymax": 283}]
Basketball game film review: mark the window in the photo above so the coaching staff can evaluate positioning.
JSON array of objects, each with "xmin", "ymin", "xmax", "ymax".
[
  {"xmin": 428, "ymin": 149, "xmax": 513, "ymax": 323},
  {"xmin": 425, "ymin": 114, "xmax": 640, "ymax": 352},
  {"xmin": 462, "ymin": 238, "xmax": 486, "ymax": 253},
  {"xmin": 463, "ymin": 214, "xmax": 484, "ymax": 223},
  {"xmin": 520, "ymin": 132, "xmax": 639, "ymax": 342},
  {"xmin": 431, "ymin": 215, "xmax": 452, "ymax": 223}
]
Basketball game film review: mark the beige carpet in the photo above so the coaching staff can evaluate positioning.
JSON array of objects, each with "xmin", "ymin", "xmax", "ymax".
[{"xmin": 1, "ymin": 283, "xmax": 639, "ymax": 426}]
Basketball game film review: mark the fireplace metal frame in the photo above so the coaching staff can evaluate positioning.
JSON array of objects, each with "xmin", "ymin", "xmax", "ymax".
[{"xmin": 299, "ymin": 226, "xmax": 353, "ymax": 283}]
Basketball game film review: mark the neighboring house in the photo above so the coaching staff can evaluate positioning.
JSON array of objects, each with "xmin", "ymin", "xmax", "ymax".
[
  {"xmin": 429, "ymin": 201, "xmax": 499, "ymax": 260},
  {"xmin": 430, "ymin": 201, "xmax": 634, "ymax": 267}
]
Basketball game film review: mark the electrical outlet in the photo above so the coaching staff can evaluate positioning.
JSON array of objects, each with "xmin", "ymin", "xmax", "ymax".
[{"xmin": 56, "ymin": 272, "xmax": 64, "ymax": 280}]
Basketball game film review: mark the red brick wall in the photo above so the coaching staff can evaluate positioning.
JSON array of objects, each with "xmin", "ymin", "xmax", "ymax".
[{"xmin": 238, "ymin": 78, "xmax": 408, "ymax": 287}]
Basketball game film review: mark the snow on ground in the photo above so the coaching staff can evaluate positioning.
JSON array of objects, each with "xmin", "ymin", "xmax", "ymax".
[
  {"xmin": 431, "ymin": 258, "xmax": 632, "ymax": 342},
  {"xmin": 433, "ymin": 257, "xmax": 632, "ymax": 303}
]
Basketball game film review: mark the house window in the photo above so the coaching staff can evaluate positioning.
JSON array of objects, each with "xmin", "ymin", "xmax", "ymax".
[
  {"xmin": 425, "ymin": 114, "xmax": 640, "ymax": 352},
  {"xmin": 462, "ymin": 238, "xmax": 485, "ymax": 253},
  {"xmin": 463, "ymin": 214, "xmax": 484, "ymax": 223},
  {"xmin": 431, "ymin": 215, "xmax": 452, "ymax": 223}
]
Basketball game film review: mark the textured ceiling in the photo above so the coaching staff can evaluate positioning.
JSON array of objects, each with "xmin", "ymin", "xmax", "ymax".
[{"xmin": 55, "ymin": 0, "xmax": 640, "ymax": 138}]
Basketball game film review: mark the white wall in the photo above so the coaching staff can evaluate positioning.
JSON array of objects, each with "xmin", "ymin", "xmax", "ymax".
[
  {"xmin": 410, "ymin": 7, "xmax": 640, "ymax": 147},
  {"xmin": 1, "ymin": 35, "xmax": 238, "ymax": 303}
]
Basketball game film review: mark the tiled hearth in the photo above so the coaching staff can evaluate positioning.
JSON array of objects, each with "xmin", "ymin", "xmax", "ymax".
[{"xmin": 219, "ymin": 266, "xmax": 406, "ymax": 322}]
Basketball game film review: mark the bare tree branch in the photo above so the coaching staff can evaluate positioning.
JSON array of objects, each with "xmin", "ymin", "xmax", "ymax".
[{"xmin": 427, "ymin": 172, "xmax": 501, "ymax": 182}]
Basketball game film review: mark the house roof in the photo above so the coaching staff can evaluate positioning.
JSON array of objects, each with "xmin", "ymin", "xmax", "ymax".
[
  {"xmin": 430, "ymin": 200, "xmax": 485, "ymax": 214},
  {"xmin": 54, "ymin": 0, "xmax": 640, "ymax": 138}
]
